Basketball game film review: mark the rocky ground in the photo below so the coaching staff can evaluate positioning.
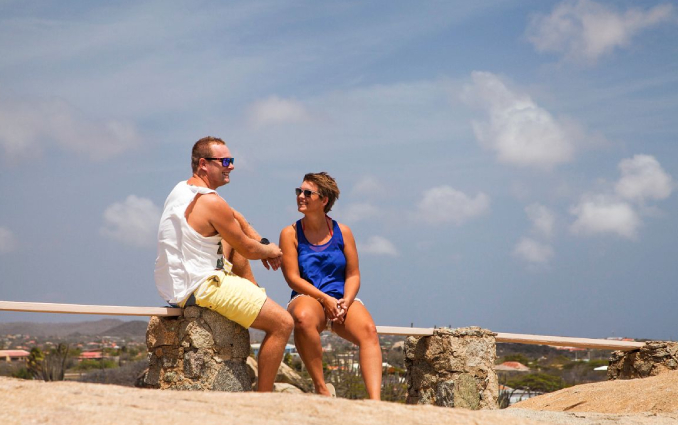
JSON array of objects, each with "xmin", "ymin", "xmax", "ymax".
[{"xmin": 2, "ymin": 371, "xmax": 678, "ymax": 425}]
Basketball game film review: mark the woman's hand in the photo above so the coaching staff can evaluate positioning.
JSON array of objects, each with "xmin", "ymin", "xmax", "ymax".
[
  {"xmin": 322, "ymin": 295, "xmax": 346, "ymax": 322},
  {"xmin": 334, "ymin": 298, "xmax": 353, "ymax": 324}
]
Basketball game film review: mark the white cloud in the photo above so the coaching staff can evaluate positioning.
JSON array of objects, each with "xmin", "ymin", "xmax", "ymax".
[
  {"xmin": 358, "ymin": 236, "xmax": 398, "ymax": 256},
  {"xmin": 526, "ymin": 0, "xmax": 675, "ymax": 62},
  {"xmin": 526, "ymin": 203, "xmax": 555, "ymax": 238},
  {"xmin": 417, "ymin": 186, "xmax": 490, "ymax": 225},
  {"xmin": 0, "ymin": 227, "xmax": 17, "ymax": 254},
  {"xmin": 0, "ymin": 96, "xmax": 140, "ymax": 161},
  {"xmin": 351, "ymin": 176, "xmax": 385, "ymax": 197},
  {"xmin": 464, "ymin": 71, "xmax": 575, "ymax": 170},
  {"xmin": 570, "ymin": 195, "xmax": 641, "ymax": 239},
  {"xmin": 247, "ymin": 96, "xmax": 311, "ymax": 128},
  {"xmin": 100, "ymin": 195, "xmax": 161, "ymax": 248},
  {"xmin": 615, "ymin": 154, "xmax": 674, "ymax": 204},
  {"xmin": 340, "ymin": 203, "xmax": 381, "ymax": 223},
  {"xmin": 513, "ymin": 237, "xmax": 554, "ymax": 264}
]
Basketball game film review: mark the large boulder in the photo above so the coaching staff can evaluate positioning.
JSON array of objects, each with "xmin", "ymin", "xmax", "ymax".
[{"xmin": 142, "ymin": 306, "xmax": 251, "ymax": 391}]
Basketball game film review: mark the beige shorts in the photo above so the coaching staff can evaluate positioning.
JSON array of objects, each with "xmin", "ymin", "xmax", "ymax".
[{"xmin": 183, "ymin": 270, "xmax": 267, "ymax": 329}]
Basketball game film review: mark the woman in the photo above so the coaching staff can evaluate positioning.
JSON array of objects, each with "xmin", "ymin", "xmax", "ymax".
[{"xmin": 279, "ymin": 172, "xmax": 382, "ymax": 399}]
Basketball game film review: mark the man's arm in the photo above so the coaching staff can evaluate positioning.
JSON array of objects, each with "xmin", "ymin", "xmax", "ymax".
[
  {"xmin": 231, "ymin": 208, "xmax": 280, "ymax": 271},
  {"xmin": 199, "ymin": 194, "xmax": 281, "ymax": 261}
]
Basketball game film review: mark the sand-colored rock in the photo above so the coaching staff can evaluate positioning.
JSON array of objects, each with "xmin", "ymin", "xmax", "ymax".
[
  {"xmin": 0, "ymin": 376, "xmax": 549, "ymax": 425},
  {"xmin": 511, "ymin": 369, "xmax": 678, "ymax": 414},
  {"xmin": 3, "ymin": 371, "xmax": 678, "ymax": 425}
]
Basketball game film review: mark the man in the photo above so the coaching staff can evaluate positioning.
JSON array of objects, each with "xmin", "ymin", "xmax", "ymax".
[{"xmin": 154, "ymin": 136, "xmax": 293, "ymax": 392}]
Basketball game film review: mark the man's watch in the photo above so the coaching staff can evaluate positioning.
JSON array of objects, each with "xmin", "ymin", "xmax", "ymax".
[{"xmin": 260, "ymin": 238, "xmax": 270, "ymax": 245}]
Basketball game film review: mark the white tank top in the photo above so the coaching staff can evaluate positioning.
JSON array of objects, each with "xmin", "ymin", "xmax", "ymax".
[{"xmin": 154, "ymin": 181, "xmax": 226, "ymax": 304}]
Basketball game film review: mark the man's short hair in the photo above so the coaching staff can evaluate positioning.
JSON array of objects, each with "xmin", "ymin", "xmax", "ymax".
[
  {"xmin": 192, "ymin": 136, "xmax": 226, "ymax": 172},
  {"xmin": 303, "ymin": 172, "xmax": 340, "ymax": 213}
]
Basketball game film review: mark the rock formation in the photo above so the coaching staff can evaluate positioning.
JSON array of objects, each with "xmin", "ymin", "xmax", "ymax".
[
  {"xmin": 142, "ymin": 305, "xmax": 251, "ymax": 391},
  {"xmin": 405, "ymin": 326, "xmax": 498, "ymax": 409},
  {"xmin": 608, "ymin": 340, "xmax": 678, "ymax": 380}
]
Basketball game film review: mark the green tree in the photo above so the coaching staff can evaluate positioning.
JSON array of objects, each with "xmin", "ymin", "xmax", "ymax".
[
  {"xmin": 41, "ymin": 343, "xmax": 69, "ymax": 381},
  {"xmin": 506, "ymin": 373, "xmax": 566, "ymax": 393},
  {"xmin": 27, "ymin": 347, "xmax": 44, "ymax": 379}
]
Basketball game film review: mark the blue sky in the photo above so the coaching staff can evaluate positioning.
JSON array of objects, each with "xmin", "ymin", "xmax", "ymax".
[{"xmin": 1, "ymin": 0, "xmax": 677, "ymax": 340}]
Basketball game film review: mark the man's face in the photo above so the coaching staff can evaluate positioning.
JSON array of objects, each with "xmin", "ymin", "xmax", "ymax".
[{"xmin": 203, "ymin": 143, "xmax": 234, "ymax": 189}]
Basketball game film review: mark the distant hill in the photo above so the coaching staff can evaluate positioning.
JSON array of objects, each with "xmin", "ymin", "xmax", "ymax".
[
  {"xmin": 102, "ymin": 320, "xmax": 149, "ymax": 338},
  {"xmin": 0, "ymin": 318, "xmax": 149, "ymax": 338}
]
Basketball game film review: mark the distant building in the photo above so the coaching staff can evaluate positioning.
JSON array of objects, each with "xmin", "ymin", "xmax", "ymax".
[
  {"xmin": 495, "ymin": 361, "xmax": 530, "ymax": 372},
  {"xmin": 0, "ymin": 349, "xmax": 30, "ymax": 363},
  {"xmin": 78, "ymin": 351, "xmax": 104, "ymax": 361}
]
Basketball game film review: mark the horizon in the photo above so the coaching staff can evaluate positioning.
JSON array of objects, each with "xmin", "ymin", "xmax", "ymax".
[{"xmin": 1, "ymin": 1, "xmax": 677, "ymax": 341}]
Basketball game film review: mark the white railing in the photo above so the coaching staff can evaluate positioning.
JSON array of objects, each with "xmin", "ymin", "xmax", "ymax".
[{"xmin": 0, "ymin": 300, "xmax": 645, "ymax": 351}]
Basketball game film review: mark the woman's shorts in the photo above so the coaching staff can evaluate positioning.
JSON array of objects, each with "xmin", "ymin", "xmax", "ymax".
[
  {"xmin": 182, "ymin": 270, "xmax": 267, "ymax": 329},
  {"xmin": 287, "ymin": 294, "xmax": 363, "ymax": 332}
]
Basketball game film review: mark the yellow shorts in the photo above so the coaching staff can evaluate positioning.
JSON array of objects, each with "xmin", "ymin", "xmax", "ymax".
[{"xmin": 188, "ymin": 270, "xmax": 267, "ymax": 329}]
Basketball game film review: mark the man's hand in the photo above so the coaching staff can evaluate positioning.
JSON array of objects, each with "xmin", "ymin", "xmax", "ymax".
[
  {"xmin": 261, "ymin": 257, "xmax": 282, "ymax": 271},
  {"xmin": 261, "ymin": 243, "xmax": 283, "ymax": 271}
]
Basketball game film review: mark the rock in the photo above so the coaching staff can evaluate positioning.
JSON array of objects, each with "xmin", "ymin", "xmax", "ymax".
[
  {"xmin": 142, "ymin": 305, "xmax": 251, "ymax": 391},
  {"xmin": 608, "ymin": 341, "xmax": 678, "ymax": 380},
  {"xmin": 246, "ymin": 356, "xmax": 259, "ymax": 388},
  {"xmin": 276, "ymin": 361, "xmax": 312, "ymax": 392},
  {"xmin": 405, "ymin": 327, "xmax": 498, "ymax": 409},
  {"xmin": 247, "ymin": 355, "xmax": 311, "ymax": 392},
  {"xmin": 273, "ymin": 382, "xmax": 304, "ymax": 394}
]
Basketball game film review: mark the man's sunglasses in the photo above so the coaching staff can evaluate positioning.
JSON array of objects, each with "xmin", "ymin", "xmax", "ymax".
[
  {"xmin": 295, "ymin": 188, "xmax": 322, "ymax": 197},
  {"xmin": 204, "ymin": 157, "xmax": 235, "ymax": 167}
]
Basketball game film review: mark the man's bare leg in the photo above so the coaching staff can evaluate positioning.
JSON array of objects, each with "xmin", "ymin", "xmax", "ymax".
[
  {"xmin": 231, "ymin": 249, "xmax": 258, "ymax": 285},
  {"xmin": 249, "ymin": 298, "xmax": 293, "ymax": 392}
]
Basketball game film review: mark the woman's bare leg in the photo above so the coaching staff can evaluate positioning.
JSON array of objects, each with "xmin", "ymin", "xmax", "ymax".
[
  {"xmin": 333, "ymin": 302, "xmax": 382, "ymax": 400},
  {"xmin": 288, "ymin": 296, "xmax": 332, "ymax": 396}
]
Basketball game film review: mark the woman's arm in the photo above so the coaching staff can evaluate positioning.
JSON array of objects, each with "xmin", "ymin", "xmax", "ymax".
[
  {"xmin": 279, "ymin": 224, "xmax": 344, "ymax": 320},
  {"xmin": 338, "ymin": 223, "xmax": 360, "ymax": 310}
]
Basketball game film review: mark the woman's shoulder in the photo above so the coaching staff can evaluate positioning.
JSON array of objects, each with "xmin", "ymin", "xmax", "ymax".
[
  {"xmin": 280, "ymin": 222, "xmax": 298, "ymax": 239},
  {"xmin": 336, "ymin": 221, "xmax": 353, "ymax": 236}
]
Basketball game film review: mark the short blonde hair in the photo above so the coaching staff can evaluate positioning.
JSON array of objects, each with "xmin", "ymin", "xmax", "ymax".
[{"xmin": 303, "ymin": 172, "xmax": 340, "ymax": 213}]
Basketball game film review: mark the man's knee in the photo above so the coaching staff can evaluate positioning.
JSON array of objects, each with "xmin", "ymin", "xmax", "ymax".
[{"xmin": 255, "ymin": 299, "xmax": 293, "ymax": 335}]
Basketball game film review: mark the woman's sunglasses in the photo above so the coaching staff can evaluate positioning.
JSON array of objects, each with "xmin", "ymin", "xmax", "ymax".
[{"xmin": 295, "ymin": 188, "xmax": 322, "ymax": 197}]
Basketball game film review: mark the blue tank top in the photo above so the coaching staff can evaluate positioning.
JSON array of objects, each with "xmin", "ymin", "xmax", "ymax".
[{"xmin": 292, "ymin": 218, "xmax": 346, "ymax": 300}]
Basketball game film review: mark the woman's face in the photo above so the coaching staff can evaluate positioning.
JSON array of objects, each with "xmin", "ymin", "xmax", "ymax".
[{"xmin": 297, "ymin": 180, "xmax": 326, "ymax": 214}]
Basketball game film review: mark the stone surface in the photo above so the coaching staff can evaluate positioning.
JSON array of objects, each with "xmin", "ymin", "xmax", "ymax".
[
  {"xmin": 511, "ymin": 369, "xmax": 678, "ymax": 415},
  {"xmin": 273, "ymin": 382, "xmax": 304, "ymax": 394},
  {"xmin": 608, "ymin": 341, "xmax": 678, "ymax": 380},
  {"xmin": 246, "ymin": 355, "xmax": 311, "ymax": 392},
  {"xmin": 405, "ymin": 326, "xmax": 498, "ymax": 409},
  {"xmin": 142, "ymin": 305, "xmax": 251, "ymax": 391},
  {"xmin": 275, "ymin": 361, "xmax": 312, "ymax": 392},
  {"xmin": 4, "ymin": 375, "xmax": 678, "ymax": 425}
]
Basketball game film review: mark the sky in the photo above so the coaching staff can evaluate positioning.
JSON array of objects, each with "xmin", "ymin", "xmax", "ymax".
[{"xmin": 1, "ymin": 0, "xmax": 677, "ymax": 341}]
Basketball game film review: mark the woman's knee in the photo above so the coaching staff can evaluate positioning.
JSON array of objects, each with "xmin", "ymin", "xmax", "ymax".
[
  {"xmin": 356, "ymin": 323, "xmax": 379, "ymax": 345},
  {"xmin": 291, "ymin": 307, "xmax": 322, "ymax": 333}
]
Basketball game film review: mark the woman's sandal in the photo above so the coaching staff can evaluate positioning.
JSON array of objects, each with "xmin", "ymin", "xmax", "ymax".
[{"xmin": 326, "ymin": 383, "xmax": 336, "ymax": 398}]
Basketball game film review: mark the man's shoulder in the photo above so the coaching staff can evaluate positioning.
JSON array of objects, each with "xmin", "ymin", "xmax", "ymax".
[{"xmin": 194, "ymin": 190, "xmax": 228, "ymax": 210}]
